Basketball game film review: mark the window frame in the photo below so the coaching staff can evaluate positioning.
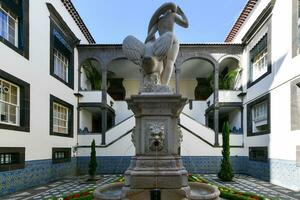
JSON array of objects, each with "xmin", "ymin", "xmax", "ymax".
[
  {"xmin": 247, "ymin": 93, "xmax": 271, "ymax": 137},
  {"xmin": 248, "ymin": 34, "xmax": 272, "ymax": 88},
  {"xmin": 0, "ymin": 0, "xmax": 29, "ymax": 59},
  {"xmin": 49, "ymin": 22, "xmax": 74, "ymax": 89},
  {"xmin": 50, "ymin": 95, "xmax": 73, "ymax": 138},
  {"xmin": 0, "ymin": 78, "xmax": 20, "ymax": 126},
  {"xmin": 0, "ymin": 147, "xmax": 25, "ymax": 172},
  {"xmin": 53, "ymin": 102, "xmax": 69, "ymax": 134},
  {"xmin": 0, "ymin": 69, "xmax": 30, "ymax": 132},
  {"xmin": 53, "ymin": 48, "xmax": 69, "ymax": 82},
  {"xmin": 0, "ymin": 5, "xmax": 18, "ymax": 46},
  {"xmin": 52, "ymin": 147, "xmax": 71, "ymax": 164}
]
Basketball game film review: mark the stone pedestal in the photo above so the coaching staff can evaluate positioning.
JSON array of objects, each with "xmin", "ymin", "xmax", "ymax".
[{"xmin": 123, "ymin": 94, "xmax": 189, "ymax": 199}]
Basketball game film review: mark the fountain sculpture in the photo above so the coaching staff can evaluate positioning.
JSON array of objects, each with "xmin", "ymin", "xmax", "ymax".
[{"xmin": 94, "ymin": 2, "xmax": 220, "ymax": 200}]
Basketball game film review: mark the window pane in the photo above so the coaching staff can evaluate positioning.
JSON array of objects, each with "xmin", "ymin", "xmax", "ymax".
[
  {"xmin": 53, "ymin": 49, "xmax": 69, "ymax": 82},
  {"xmin": 0, "ymin": 9, "xmax": 8, "ymax": 39},
  {"xmin": 0, "ymin": 102, "xmax": 8, "ymax": 123},
  {"xmin": 53, "ymin": 103, "xmax": 69, "ymax": 134},
  {"xmin": 0, "ymin": 7, "xmax": 17, "ymax": 46},
  {"xmin": 1, "ymin": 81, "xmax": 10, "ymax": 102},
  {"xmin": 8, "ymin": 16, "xmax": 15, "ymax": 44},
  {"xmin": 10, "ymin": 85, "xmax": 18, "ymax": 104},
  {"xmin": 9, "ymin": 105, "xmax": 16, "ymax": 124}
]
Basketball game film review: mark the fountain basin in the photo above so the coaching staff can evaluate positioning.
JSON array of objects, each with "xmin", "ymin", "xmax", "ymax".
[
  {"xmin": 94, "ymin": 182, "xmax": 123, "ymax": 200},
  {"xmin": 94, "ymin": 182, "xmax": 220, "ymax": 200},
  {"xmin": 189, "ymin": 182, "xmax": 220, "ymax": 200}
]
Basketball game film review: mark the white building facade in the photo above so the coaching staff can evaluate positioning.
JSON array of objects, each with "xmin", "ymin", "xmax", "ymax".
[{"xmin": 0, "ymin": 0, "xmax": 299, "ymax": 196}]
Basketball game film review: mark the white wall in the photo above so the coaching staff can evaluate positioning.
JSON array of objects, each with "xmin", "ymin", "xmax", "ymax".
[
  {"xmin": 231, "ymin": 0, "xmax": 300, "ymax": 163},
  {"xmin": 182, "ymin": 101, "xmax": 207, "ymax": 124},
  {"xmin": 114, "ymin": 101, "xmax": 133, "ymax": 124},
  {"xmin": 77, "ymin": 127, "xmax": 245, "ymax": 157},
  {"xmin": 0, "ymin": 0, "xmax": 89, "ymax": 161},
  {"xmin": 80, "ymin": 109, "xmax": 92, "ymax": 131},
  {"xmin": 123, "ymin": 80, "xmax": 139, "ymax": 98},
  {"xmin": 179, "ymin": 80, "xmax": 197, "ymax": 99},
  {"xmin": 80, "ymin": 68, "xmax": 91, "ymax": 90},
  {"xmin": 228, "ymin": 109, "xmax": 241, "ymax": 131}
]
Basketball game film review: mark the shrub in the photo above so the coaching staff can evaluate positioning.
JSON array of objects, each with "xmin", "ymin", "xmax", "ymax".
[
  {"xmin": 88, "ymin": 139, "xmax": 97, "ymax": 179},
  {"xmin": 218, "ymin": 121, "xmax": 234, "ymax": 181}
]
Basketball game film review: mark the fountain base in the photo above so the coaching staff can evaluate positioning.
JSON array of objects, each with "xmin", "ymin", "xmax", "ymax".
[
  {"xmin": 94, "ymin": 182, "xmax": 220, "ymax": 200},
  {"xmin": 93, "ymin": 94, "xmax": 220, "ymax": 200}
]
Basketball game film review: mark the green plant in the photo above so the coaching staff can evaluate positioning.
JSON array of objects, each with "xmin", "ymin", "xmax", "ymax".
[
  {"xmin": 219, "ymin": 68, "xmax": 238, "ymax": 90},
  {"xmin": 82, "ymin": 60, "xmax": 116, "ymax": 90},
  {"xmin": 218, "ymin": 121, "xmax": 234, "ymax": 181},
  {"xmin": 207, "ymin": 68, "xmax": 238, "ymax": 90},
  {"xmin": 88, "ymin": 139, "xmax": 97, "ymax": 179},
  {"xmin": 82, "ymin": 60, "xmax": 102, "ymax": 90}
]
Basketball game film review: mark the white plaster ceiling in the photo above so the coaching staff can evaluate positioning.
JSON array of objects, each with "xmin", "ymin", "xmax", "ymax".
[
  {"xmin": 219, "ymin": 57, "xmax": 239, "ymax": 72},
  {"xmin": 179, "ymin": 58, "xmax": 214, "ymax": 79},
  {"xmin": 108, "ymin": 59, "xmax": 140, "ymax": 79}
]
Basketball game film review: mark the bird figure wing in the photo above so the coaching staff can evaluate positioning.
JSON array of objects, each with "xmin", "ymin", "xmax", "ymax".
[
  {"xmin": 153, "ymin": 32, "xmax": 173, "ymax": 60},
  {"xmin": 122, "ymin": 35, "xmax": 145, "ymax": 65}
]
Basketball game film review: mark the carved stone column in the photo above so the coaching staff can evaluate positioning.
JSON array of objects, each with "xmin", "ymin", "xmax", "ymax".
[
  {"xmin": 213, "ymin": 65, "xmax": 219, "ymax": 146},
  {"xmin": 175, "ymin": 67, "xmax": 180, "ymax": 94},
  {"xmin": 101, "ymin": 67, "xmax": 107, "ymax": 145},
  {"xmin": 123, "ymin": 94, "xmax": 190, "ymax": 200}
]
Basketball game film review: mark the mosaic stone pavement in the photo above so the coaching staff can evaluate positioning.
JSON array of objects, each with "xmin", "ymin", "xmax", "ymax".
[
  {"xmin": 202, "ymin": 174, "xmax": 300, "ymax": 200},
  {"xmin": 1, "ymin": 175, "xmax": 121, "ymax": 200},
  {"xmin": 1, "ymin": 174, "xmax": 299, "ymax": 200}
]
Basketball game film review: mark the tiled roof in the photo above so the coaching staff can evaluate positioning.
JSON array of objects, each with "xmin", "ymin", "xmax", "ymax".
[
  {"xmin": 78, "ymin": 43, "xmax": 243, "ymax": 48},
  {"xmin": 225, "ymin": 0, "xmax": 258, "ymax": 43},
  {"xmin": 61, "ymin": 0, "xmax": 95, "ymax": 44}
]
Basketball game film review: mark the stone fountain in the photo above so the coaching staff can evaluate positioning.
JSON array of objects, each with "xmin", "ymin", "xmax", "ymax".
[{"xmin": 94, "ymin": 2, "xmax": 220, "ymax": 200}]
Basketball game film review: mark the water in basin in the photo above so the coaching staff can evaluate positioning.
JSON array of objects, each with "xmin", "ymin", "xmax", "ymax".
[{"xmin": 190, "ymin": 188, "xmax": 211, "ymax": 196}]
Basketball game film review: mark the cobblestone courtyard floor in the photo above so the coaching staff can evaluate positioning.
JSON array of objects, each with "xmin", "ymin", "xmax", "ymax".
[{"xmin": 1, "ymin": 174, "xmax": 300, "ymax": 200}]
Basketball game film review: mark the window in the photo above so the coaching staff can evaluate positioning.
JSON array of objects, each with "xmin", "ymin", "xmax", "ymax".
[
  {"xmin": 0, "ymin": 79, "xmax": 19, "ymax": 126},
  {"xmin": 249, "ymin": 147, "xmax": 268, "ymax": 162},
  {"xmin": 52, "ymin": 148, "xmax": 71, "ymax": 164},
  {"xmin": 252, "ymin": 48, "xmax": 268, "ymax": 81},
  {"xmin": 50, "ymin": 28, "xmax": 73, "ymax": 87},
  {"xmin": 53, "ymin": 102, "xmax": 68, "ymax": 134},
  {"xmin": 252, "ymin": 101, "xmax": 267, "ymax": 124},
  {"xmin": 247, "ymin": 94, "xmax": 270, "ymax": 136},
  {"xmin": 0, "ymin": 5, "xmax": 18, "ymax": 46},
  {"xmin": 0, "ymin": 0, "xmax": 29, "ymax": 58},
  {"xmin": 50, "ymin": 95, "xmax": 73, "ymax": 137},
  {"xmin": 248, "ymin": 34, "xmax": 271, "ymax": 87},
  {"xmin": 53, "ymin": 49, "xmax": 69, "ymax": 82},
  {"xmin": 47, "ymin": 3, "xmax": 79, "ymax": 89},
  {"xmin": 0, "ymin": 147, "xmax": 25, "ymax": 172},
  {"xmin": 0, "ymin": 69, "xmax": 29, "ymax": 132}
]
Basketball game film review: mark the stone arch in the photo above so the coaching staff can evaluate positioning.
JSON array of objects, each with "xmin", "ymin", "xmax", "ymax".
[
  {"xmin": 78, "ymin": 57, "xmax": 103, "ymax": 91},
  {"xmin": 106, "ymin": 57, "xmax": 140, "ymax": 100},
  {"xmin": 176, "ymin": 53, "xmax": 219, "ymax": 99},
  {"xmin": 218, "ymin": 54, "xmax": 241, "ymax": 64},
  {"xmin": 176, "ymin": 52, "xmax": 219, "ymax": 70},
  {"xmin": 218, "ymin": 55, "xmax": 241, "ymax": 90}
]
